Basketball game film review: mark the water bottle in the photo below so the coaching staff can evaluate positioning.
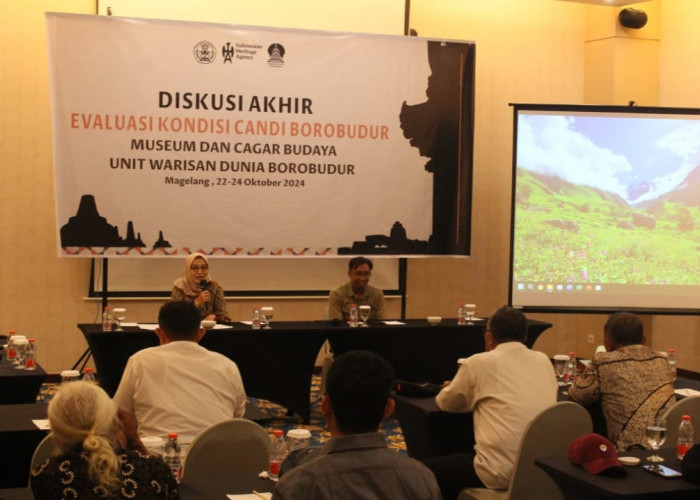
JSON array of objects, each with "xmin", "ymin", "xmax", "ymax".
[
  {"xmin": 101, "ymin": 306, "xmax": 112, "ymax": 332},
  {"xmin": 677, "ymin": 415, "xmax": 694, "ymax": 460},
  {"xmin": 567, "ymin": 351, "xmax": 576, "ymax": 383},
  {"xmin": 25, "ymin": 339, "xmax": 37, "ymax": 371},
  {"xmin": 348, "ymin": 303, "xmax": 359, "ymax": 327},
  {"xmin": 164, "ymin": 432, "xmax": 182, "ymax": 482},
  {"xmin": 252, "ymin": 305, "xmax": 262, "ymax": 330},
  {"xmin": 82, "ymin": 367, "xmax": 96, "ymax": 383},
  {"xmin": 667, "ymin": 349, "xmax": 677, "ymax": 380},
  {"xmin": 6, "ymin": 331, "xmax": 18, "ymax": 363},
  {"xmin": 269, "ymin": 429, "xmax": 287, "ymax": 480},
  {"xmin": 457, "ymin": 302, "xmax": 467, "ymax": 325}
]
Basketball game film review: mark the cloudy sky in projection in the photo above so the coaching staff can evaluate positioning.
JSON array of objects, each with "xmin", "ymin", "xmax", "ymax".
[{"xmin": 517, "ymin": 112, "xmax": 700, "ymax": 205}]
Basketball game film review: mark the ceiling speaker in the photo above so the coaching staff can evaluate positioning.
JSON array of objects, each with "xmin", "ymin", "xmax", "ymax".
[{"xmin": 619, "ymin": 8, "xmax": 648, "ymax": 29}]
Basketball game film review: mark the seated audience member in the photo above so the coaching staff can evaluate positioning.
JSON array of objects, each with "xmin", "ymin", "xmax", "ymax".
[
  {"xmin": 113, "ymin": 300, "xmax": 246, "ymax": 444},
  {"xmin": 568, "ymin": 311, "xmax": 675, "ymax": 451},
  {"xmin": 272, "ymin": 350, "xmax": 441, "ymax": 499},
  {"xmin": 171, "ymin": 252, "xmax": 231, "ymax": 323},
  {"xmin": 327, "ymin": 256, "xmax": 386, "ymax": 321},
  {"xmin": 424, "ymin": 306, "xmax": 557, "ymax": 499},
  {"xmin": 31, "ymin": 381, "xmax": 177, "ymax": 500}
]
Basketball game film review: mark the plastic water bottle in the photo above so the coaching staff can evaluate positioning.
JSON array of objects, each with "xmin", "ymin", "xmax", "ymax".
[
  {"xmin": 82, "ymin": 367, "xmax": 96, "ymax": 383},
  {"xmin": 348, "ymin": 303, "xmax": 359, "ymax": 327},
  {"xmin": 6, "ymin": 331, "xmax": 18, "ymax": 363},
  {"xmin": 164, "ymin": 432, "xmax": 182, "ymax": 482},
  {"xmin": 677, "ymin": 415, "xmax": 694, "ymax": 460},
  {"xmin": 567, "ymin": 351, "xmax": 576, "ymax": 383},
  {"xmin": 457, "ymin": 302, "xmax": 467, "ymax": 325},
  {"xmin": 269, "ymin": 429, "xmax": 287, "ymax": 480},
  {"xmin": 101, "ymin": 306, "xmax": 112, "ymax": 332},
  {"xmin": 25, "ymin": 339, "xmax": 37, "ymax": 371},
  {"xmin": 667, "ymin": 349, "xmax": 677, "ymax": 380},
  {"xmin": 252, "ymin": 305, "xmax": 262, "ymax": 330}
]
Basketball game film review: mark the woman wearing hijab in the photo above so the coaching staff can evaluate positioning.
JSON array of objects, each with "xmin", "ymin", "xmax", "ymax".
[{"xmin": 171, "ymin": 252, "xmax": 231, "ymax": 323}]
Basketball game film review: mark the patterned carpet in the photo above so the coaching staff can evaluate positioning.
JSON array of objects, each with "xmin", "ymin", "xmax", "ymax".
[{"xmin": 39, "ymin": 374, "xmax": 407, "ymax": 452}]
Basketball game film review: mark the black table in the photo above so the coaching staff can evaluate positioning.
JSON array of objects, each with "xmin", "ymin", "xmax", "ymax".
[
  {"xmin": 536, "ymin": 447, "xmax": 700, "ymax": 499},
  {"xmin": 0, "ymin": 403, "xmax": 48, "ymax": 488},
  {"xmin": 0, "ymin": 360, "xmax": 46, "ymax": 405},
  {"xmin": 393, "ymin": 393, "xmax": 474, "ymax": 460},
  {"xmin": 79, "ymin": 320, "xmax": 552, "ymax": 424},
  {"xmin": 328, "ymin": 319, "xmax": 549, "ymax": 384},
  {"xmin": 79, "ymin": 323, "xmax": 328, "ymax": 423}
]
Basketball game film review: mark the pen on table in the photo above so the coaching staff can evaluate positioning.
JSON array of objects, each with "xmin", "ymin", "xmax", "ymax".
[{"xmin": 252, "ymin": 491, "xmax": 268, "ymax": 500}]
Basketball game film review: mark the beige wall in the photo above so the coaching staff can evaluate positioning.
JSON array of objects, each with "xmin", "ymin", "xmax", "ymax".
[{"xmin": 2, "ymin": 0, "xmax": 699, "ymax": 374}]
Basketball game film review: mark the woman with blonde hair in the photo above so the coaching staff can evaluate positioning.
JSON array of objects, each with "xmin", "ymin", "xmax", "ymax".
[
  {"xmin": 171, "ymin": 252, "xmax": 231, "ymax": 323},
  {"xmin": 31, "ymin": 381, "xmax": 177, "ymax": 499}
]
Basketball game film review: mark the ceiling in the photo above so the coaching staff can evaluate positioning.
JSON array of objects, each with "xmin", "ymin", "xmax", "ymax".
[{"xmin": 556, "ymin": 0, "xmax": 650, "ymax": 6}]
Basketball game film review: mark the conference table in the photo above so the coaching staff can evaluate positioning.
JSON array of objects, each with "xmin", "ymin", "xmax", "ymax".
[
  {"xmin": 79, "ymin": 319, "xmax": 552, "ymax": 424},
  {"xmin": 0, "ymin": 360, "xmax": 47, "ymax": 405},
  {"xmin": 0, "ymin": 403, "xmax": 48, "ymax": 489},
  {"xmin": 536, "ymin": 447, "xmax": 700, "ymax": 498}
]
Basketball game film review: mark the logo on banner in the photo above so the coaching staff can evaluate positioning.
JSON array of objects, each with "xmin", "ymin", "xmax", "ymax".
[
  {"xmin": 222, "ymin": 42, "xmax": 234, "ymax": 63},
  {"xmin": 267, "ymin": 43, "xmax": 285, "ymax": 68},
  {"xmin": 193, "ymin": 41, "xmax": 216, "ymax": 63}
]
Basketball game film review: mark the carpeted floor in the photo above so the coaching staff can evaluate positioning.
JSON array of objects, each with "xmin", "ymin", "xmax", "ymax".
[{"xmin": 38, "ymin": 374, "xmax": 407, "ymax": 452}]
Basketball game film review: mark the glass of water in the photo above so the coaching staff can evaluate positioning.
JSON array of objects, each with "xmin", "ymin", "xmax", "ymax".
[
  {"xmin": 553, "ymin": 355, "xmax": 569, "ymax": 386},
  {"xmin": 646, "ymin": 418, "xmax": 667, "ymax": 463},
  {"xmin": 260, "ymin": 306, "xmax": 274, "ymax": 329},
  {"xmin": 113, "ymin": 308, "xmax": 126, "ymax": 331},
  {"xmin": 358, "ymin": 305, "xmax": 371, "ymax": 327},
  {"xmin": 464, "ymin": 304, "xmax": 476, "ymax": 324}
]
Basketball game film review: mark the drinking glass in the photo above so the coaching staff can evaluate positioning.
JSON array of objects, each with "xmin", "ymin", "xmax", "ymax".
[
  {"xmin": 646, "ymin": 418, "xmax": 667, "ymax": 463},
  {"xmin": 358, "ymin": 305, "xmax": 371, "ymax": 327},
  {"xmin": 464, "ymin": 304, "xmax": 476, "ymax": 324},
  {"xmin": 260, "ymin": 307, "xmax": 274, "ymax": 329},
  {"xmin": 113, "ymin": 308, "xmax": 126, "ymax": 331},
  {"xmin": 553, "ymin": 355, "xmax": 568, "ymax": 386}
]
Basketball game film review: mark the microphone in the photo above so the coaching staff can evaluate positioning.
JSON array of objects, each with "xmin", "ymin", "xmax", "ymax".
[{"xmin": 200, "ymin": 280, "xmax": 210, "ymax": 291}]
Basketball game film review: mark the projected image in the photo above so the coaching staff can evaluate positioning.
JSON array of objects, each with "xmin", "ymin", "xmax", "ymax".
[{"xmin": 511, "ymin": 107, "xmax": 700, "ymax": 311}]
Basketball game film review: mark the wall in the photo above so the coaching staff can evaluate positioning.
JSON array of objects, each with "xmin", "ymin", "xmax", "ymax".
[{"xmin": 2, "ymin": 0, "xmax": 699, "ymax": 374}]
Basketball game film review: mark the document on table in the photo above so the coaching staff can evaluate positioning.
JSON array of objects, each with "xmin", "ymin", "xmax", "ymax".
[
  {"xmin": 138, "ymin": 323, "xmax": 158, "ymax": 330},
  {"xmin": 33, "ymin": 419, "xmax": 50, "ymax": 430},
  {"xmin": 383, "ymin": 320, "xmax": 405, "ymax": 325},
  {"xmin": 675, "ymin": 388, "xmax": 700, "ymax": 397},
  {"xmin": 227, "ymin": 493, "xmax": 271, "ymax": 500}
]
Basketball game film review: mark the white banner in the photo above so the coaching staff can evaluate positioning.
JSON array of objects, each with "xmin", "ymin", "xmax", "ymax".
[{"xmin": 47, "ymin": 13, "xmax": 474, "ymax": 257}]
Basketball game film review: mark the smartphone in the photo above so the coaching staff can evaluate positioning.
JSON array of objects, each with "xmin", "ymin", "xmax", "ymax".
[{"xmin": 643, "ymin": 464, "xmax": 682, "ymax": 478}]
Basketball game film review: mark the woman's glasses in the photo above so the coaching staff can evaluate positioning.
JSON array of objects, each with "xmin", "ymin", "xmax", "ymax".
[{"xmin": 190, "ymin": 265, "xmax": 208, "ymax": 272}]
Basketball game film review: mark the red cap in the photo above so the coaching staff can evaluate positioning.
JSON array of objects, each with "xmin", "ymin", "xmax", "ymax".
[
  {"xmin": 273, "ymin": 429, "xmax": 283, "ymax": 436},
  {"xmin": 568, "ymin": 433, "xmax": 626, "ymax": 476}
]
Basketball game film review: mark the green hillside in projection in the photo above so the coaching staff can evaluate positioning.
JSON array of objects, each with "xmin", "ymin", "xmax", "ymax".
[{"xmin": 513, "ymin": 169, "xmax": 700, "ymax": 285}]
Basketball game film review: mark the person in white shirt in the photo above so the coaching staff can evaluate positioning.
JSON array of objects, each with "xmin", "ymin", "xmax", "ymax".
[
  {"xmin": 113, "ymin": 300, "xmax": 246, "ymax": 444},
  {"xmin": 424, "ymin": 306, "xmax": 557, "ymax": 499}
]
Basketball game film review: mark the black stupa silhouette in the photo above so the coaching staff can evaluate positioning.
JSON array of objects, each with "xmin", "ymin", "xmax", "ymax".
[
  {"xmin": 153, "ymin": 230, "xmax": 171, "ymax": 248},
  {"xmin": 60, "ymin": 194, "xmax": 148, "ymax": 248},
  {"xmin": 338, "ymin": 221, "xmax": 429, "ymax": 254}
]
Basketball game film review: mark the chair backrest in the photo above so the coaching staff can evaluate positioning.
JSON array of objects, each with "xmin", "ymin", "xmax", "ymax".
[
  {"xmin": 662, "ymin": 395, "xmax": 700, "ymax": 447},
  {"xmin": 29, "ymin": 435, "xmax": 57, "ymax": 477},
  {"xmin": 180, "ymin": 418, "xmax": 271, "ymax": 495},
  {"xmin": 507, "ymin": 401, "xmax": 593, "ymax": 500}
]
